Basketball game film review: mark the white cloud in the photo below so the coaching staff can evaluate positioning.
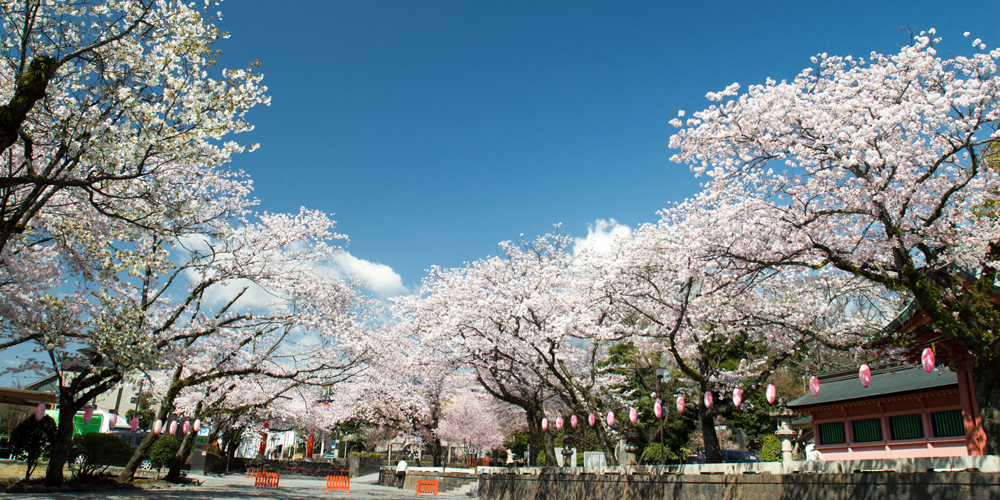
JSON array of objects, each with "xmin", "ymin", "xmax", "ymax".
[
  {"xmin": 186, "ymin": 269, "xmax": 278, "ymax": 311},
  {"xmin": 573, "ymin": 219, "xmax": 633, "ymax": 255},
  {"xmin": 327, "ymin": 250, "xmax": 407, "ymax": 299}
]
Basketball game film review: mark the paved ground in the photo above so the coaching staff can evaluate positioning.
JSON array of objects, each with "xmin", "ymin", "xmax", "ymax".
[{"xmin": 12, "ymin": 472, "xmax": 474, "ymax": 499}]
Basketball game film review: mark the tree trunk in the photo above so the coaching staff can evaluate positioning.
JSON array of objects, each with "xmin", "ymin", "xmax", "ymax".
[
  {"xmin": 972, "ymin": 355, "xmax": 1000, "ymax": 455},
  {"xmin": 591, "ymin": 415, "xmax": 618, "ymax": 466},
  {"xmin": 699, "ymin": 403, "xmax": 722, "ymax": 463},
  {"xmin": 430, "ymin": 436, "xmax": 443, "ymax": 466},
  {"xmin": 117, "ymin": 401, "xmax": 173, "ymax": 483},
  {"xmin": 44, "ymin": 392, "xmax": 79, "ymax": 486},
  {"xmin": 118, "ymin": 373, "xmax": 183, "ymax": 483},
  {"xmin": 525, "ymin": 411, "xmax": 544, "ymax": 466},
  {"xmin": 542, "ymin": 424, "xmax": 555, "ymax": 466},
  {"xmin": 165, "ymin": 429, "xmax": 197, "ymax": 482}
]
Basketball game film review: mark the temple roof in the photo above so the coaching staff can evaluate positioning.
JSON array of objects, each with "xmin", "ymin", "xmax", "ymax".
[{"xmin": 786, "ymin": 365, "xmax": 958, "ymax": 410}]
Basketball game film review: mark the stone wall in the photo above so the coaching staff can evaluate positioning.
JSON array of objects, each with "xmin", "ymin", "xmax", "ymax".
[
  {"xmin": 477, "ymin": 455, "xmax": 1000, "ymax": 476},
  {"xmin": 243, "ymin": 458, "xmax": 348, "ymax": 476},
  {"xmin": 347, "ymin": 456, "xmax": 382, "ymax": 477},
  {"xmin": 377, "ymin": 467, "xmax": 478, "ymax": 493},
  {"xmin": 478, "ymin": 471, "xmax": 1000, "ymax": 500}
]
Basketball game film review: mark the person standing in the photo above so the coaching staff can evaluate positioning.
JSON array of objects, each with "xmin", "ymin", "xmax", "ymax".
[{"xmin": 395, "ymin": 458, "xmax": 408, "ymax": 489}]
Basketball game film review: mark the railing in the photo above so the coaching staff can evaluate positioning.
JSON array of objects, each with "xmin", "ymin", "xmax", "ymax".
[
  {"xmin": 254, "ymin": 472, "xmax": 280, "ymax": 488},
  {"xmin": 326, "ymin": 474, "xmax": 350, "ymax": 492},
  {"xmin": 416, "ymin": 479, "xmax": 439, "ymax": 496}
]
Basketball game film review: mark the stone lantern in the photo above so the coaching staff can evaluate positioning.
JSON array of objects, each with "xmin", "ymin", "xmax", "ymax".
[
  {"xmin": 561, "ymin": 434, "xmax": 576, "ymax": 470},
  {"xmin": 770, "ymin": 397, "xmax": 796, "ymax": 463}
]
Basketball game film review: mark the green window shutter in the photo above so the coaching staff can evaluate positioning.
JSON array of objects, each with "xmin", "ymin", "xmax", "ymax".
[
  {"xmin": 931, "ymin": 410, "xmax": 965, "ymax": 438},
  {"xmin": 819, "ymin": 422, "xmax": 846, "ymax": 445},
  {"xmin": 888, "ymin": 414, "xmax": 924, "ymax": 440},
  {"xmin": 851, "ymin": 418, "xmax": 883, "ymax": 443}
]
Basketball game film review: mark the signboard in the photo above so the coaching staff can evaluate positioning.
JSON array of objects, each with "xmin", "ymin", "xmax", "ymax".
[{"xmin": 191, "ymin": 425, "xmax": 211, "ymax": 473}]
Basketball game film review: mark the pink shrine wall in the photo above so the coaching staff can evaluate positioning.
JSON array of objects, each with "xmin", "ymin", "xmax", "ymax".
[{"xmin": 809, "ymin": 367, "xmax": 987, "ymax": 460}]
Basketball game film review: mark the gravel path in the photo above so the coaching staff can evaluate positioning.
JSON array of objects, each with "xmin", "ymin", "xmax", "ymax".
[{"xmin": 11, "ymin": 473, "xmax": 473, "ymax": 499}]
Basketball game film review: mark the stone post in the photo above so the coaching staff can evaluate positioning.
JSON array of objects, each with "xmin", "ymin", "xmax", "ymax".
[
  {"xmin": 770, "ymin": 397, "xmax": 796, "ymax": 463},
  {"xmin": 561, "ymin": 435, "xmax": 576, "ymax": 471}
]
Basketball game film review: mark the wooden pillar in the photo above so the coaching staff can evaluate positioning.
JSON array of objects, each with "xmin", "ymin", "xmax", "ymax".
[{"xmin": 957, "ymin": 363, "xmax": 988, "ymax": 455}]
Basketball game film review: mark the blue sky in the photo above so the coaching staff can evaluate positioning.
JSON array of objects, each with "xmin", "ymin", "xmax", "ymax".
[
  {"xmin": 208, "ymin": 0, "xmax": 999, "ymax": 296},
  {"xmin": 4, "ymin": 1, "xmax": 998, "ymax": 387}
]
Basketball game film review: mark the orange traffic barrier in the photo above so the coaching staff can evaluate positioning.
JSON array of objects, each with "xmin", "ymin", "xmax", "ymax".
[
  {"xmin": 254, "ymin": 472, "xmax": 280, "ymax": 489},
  {"xmin": 326, "ymin": 474, "xmax": 350, "ymax": 492},
  {"xmin": 466, "ymin": 457, "xmax": 489, "ymax": 467},
  {"xmin": 245, "ymin": 468, "xmax": 260, "ymax": 478},
  {"xmin": 416, "ymin": 479, "xmax": 439, "ymax": 496}
]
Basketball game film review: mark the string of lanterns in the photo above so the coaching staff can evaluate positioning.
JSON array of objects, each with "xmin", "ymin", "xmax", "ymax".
[{"xmin": 534, "ymin": 347, "xmax": 939, "ymax": 431}]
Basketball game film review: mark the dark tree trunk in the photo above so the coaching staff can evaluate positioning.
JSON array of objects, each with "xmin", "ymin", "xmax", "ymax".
[
  {"xmin": 972, "ymin": 355, "xmax": 1000, "ymax": 455},
  {"xmin": 591, "ymin": 414, "xmax": 618, "ymax": 466},
  {"xmin": 165, "ymin": 429, "xmax": 197, "ymax": 482},
  {"xmin": 118, "ymin": 371, "xmax": 182, "ymax": 483},
  {"xmin": 525, "ymin": 411, "xmax": 544, "ymax": 466},
  {"xmin": 542, "ymin": 423, "xmax": 556, "ymax": 466},
  {"xmin": 44, "ymin": 391, "xmax": 81, "ymax": 485},
  {"xmin": 45, "ymin": 400, "xmax": 76, "ymax": 486},
  {"xmin": 118, "ymin": 401, "xmax": 173, "ymax": 483},
  {"xmin": 430, "ymin": 436, "xmax": 443, "ymax": 467},
  {"xmin": 699, "ymin": 402, "xmax": 722, "ymax": 464}
]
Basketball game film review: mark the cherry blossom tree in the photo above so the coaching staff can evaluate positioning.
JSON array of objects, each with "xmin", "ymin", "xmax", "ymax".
[
  {"xmin": 588, "ymin": 208, "xmax": 893, "ymax": 462},
  {"xmin": 434, "ymin": 392, "xmax": 506, "ymax": 459},
  {"xmin": 0, "ymin": 0, "xmax": 268, "ymax": 255},
  {"xmin": 337, "ymin": 329, "xmax": 464, "ymax": 467},
  {"xmin": 668, "ymin": 31, "xmax": 1000, "ymax": 452},
  {"xmin": 111, "ymin": 209, "xmax": 374, "ymax": 482},
  {"xmin": 396, "ymin": 233, "xmax": 629, "ymax": 465}
]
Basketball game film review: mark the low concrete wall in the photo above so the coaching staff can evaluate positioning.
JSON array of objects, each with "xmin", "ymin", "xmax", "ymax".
[
  {"xmin": 478, "ymin": 455, "xmax": 1000, "ymax": 476},
  {"xmin": 478, "ymin": 471, "xmax": 1000, "ymax": 500},
  {"xmin": 243, "ymin": 458, "xmax": 349, "ymax": 477},
  {"xmin": 378, "ymin": 467, "xmax": 477, "ymax": 493},
  {"xmin": 347, "ymin": 456, "xmax": 382, "ymax": 477}
]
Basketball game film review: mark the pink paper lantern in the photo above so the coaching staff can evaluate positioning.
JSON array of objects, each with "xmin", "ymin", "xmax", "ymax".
[
  {"xmin": 704, "ymin": 391, "xmax": 713, "ymax": 409},
  {"xmin": 766, "ymin": 383, "xmax": 777, "ymax": 404},
  {"xmin": 108, "ymin": 413, "xmax": 117, "ymax": 429},
  {"xmin": 193, "ymin": 419, "xmax": 201, "ymax": 432},
  {"xmin": 35, "ymin": 403, "xmax": 45, "ymax": 421},
  {"xmin": 922, "ymin": 347, "xmax": 935, "ymax": 373},
  {"xmin": 169, "ymin": 420, "xmax": 178, "ymax": 435},
  {"xmin": 606, "ymin": 411, "xmax": 615, "ymax": 427},
  {"xmin": 541, "ymin": 418, "xmax": 548, "ymax": 431},
  {"xmin": 153, "ymin": 420, "xmax": 162, "ymax": 435},
  {"xmin": 588, "ymin": 413, "xmax": 596, "ymax": 427},
  {"xmin": 556, "ymin": 417, "xmax": 563, "ymax": 430},
  {"xmin": 732, "ymin": 389, "xmax": 743, "ymax": 408},
  {"xmin": 859, "ymin": 364, "xmax": 871, "ymax": 388},
  {"xmin": 676, "ymin": 396, "xmax": 685, "ymax": 414},
  {"xmin": 654, "ymin": 401, "xmax": 662, "ymax": 419},
  {"xmin": 131, "ymin": 417, "xmax": 139, "ymax": 432},
  {"xmin": 183, "ymin": 421, "xmax": 191, "ymax": 434},
  {"xmin": 571, "ymin": 415, "xmax": 578, "ymax": 428},
  {"xmin": 83, "ymin": 406, "xmax": 94, "ymax": 425},
  {"xmin": 809, "ymin": 376, "xmax": 821, "ymax": 397}
]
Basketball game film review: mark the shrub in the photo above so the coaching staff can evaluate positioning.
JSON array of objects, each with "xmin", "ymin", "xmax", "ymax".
[
  {"xmin": 9, "ymin": 415, "xmax": 56, "ymax": 480},
  {"xmin": 71, "ymin": 432, "xmax": 132, "ymax": 476},
  {"xmin": 365, "ymin": 453, "xmax": 381, "ymax": 458},
  {"xmin": 641, "ymin": 443, "xmax": 678, "ymax": 464},
  {"xmin": 536, "ymin": 450, "xmax": 546, "ymax": 466},
  {"xmin": 150, "ymin": 435, "xmax": 181, "ymax": 469},
  {"xmin": 205, "ymin": 442, "xmax": 226, "ymax": 473},
  {"xmin": 760, "ymin": 434, "xmax": 781, "ymax": 462}
]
